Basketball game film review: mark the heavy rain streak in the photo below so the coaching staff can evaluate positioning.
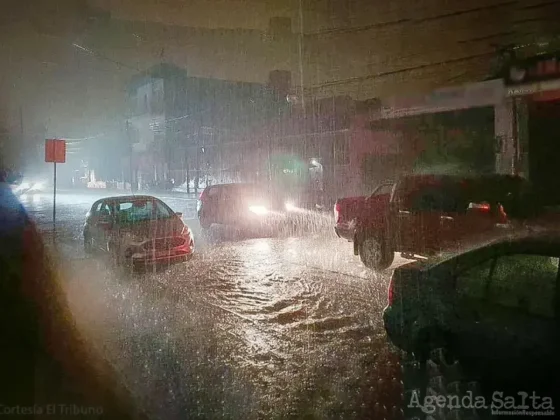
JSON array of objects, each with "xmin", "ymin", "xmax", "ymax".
[{"xmin": 1, "ymin": 1, "xmax": 560, "ymax": 419}]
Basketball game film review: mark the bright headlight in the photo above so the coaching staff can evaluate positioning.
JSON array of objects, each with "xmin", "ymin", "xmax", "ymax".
[
  {"xmin": 249, "ymin": 205, "xmax": 268, "ymax": 215},
  {"xmin": 285, "ymin": 201, "xmax": 297, "ymax": 212}
]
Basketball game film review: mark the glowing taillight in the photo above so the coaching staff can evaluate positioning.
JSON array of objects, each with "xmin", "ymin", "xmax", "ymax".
[
  {"xmin": 468, "ymin": 202, "xmax": 491, "ymax": 211},
  {"xmin": 334, "ymin": 202, "xmax": 340, "ymax": 222},
  {"xmin": 388, "ymin": 274, "xmax": 395, "ymax": 305},
  {"xmin": 498, "ymin": 203, "xmax": 507, "ymax": 223}
]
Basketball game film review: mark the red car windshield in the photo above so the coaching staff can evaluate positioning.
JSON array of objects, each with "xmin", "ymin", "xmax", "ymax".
[{"xmin": 115, "ymin": 199, "xmax": 173, "ymax": 223}]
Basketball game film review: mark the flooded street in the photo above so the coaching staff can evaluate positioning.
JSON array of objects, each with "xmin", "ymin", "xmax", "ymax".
[{"xmin": 23, "ymin": 191, "xmax": 407, "ymax": 419}]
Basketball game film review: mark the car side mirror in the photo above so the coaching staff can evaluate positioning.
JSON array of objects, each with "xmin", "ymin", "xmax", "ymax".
[{"xmin": 175, "ymin": 212, "xmax": 183, "ymax": 218}]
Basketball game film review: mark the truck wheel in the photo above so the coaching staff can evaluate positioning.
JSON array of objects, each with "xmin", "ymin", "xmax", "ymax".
[{"xmin": 359, "ymin": 236, "xmax": 394, "ymax": 270}]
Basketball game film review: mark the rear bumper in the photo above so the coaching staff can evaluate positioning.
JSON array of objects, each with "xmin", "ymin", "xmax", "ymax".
[
  {"xmin": 383, "ymin": 306, "xmax": 412, "ymax": 352},
  {"xmin": 130, "ymin": 240, "xmax": 194, "ymax": 264}
]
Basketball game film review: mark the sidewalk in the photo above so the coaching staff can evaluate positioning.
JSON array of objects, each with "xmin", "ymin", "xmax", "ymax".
[{"xmin": 56, "ymin": 187, "xmax": 199, "ymax": 199}]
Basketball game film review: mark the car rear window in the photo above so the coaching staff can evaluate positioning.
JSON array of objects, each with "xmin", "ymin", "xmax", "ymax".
[
  {"xmin": 395, "ymin": 176, "xmax": 533, "ymax": 215},
  {"xmin": 395, "ymin": 177, "xmax": 465, "ymax": 212}
]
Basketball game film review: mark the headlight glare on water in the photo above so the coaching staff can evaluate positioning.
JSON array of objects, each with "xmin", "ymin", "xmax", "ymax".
[
  {"xmin": 285, "ymin": 201, "xmax": 297, "ymax": 212},
  {"xmin": 249, "ymin": 205, "xmax": 268, "ymax": 215}
]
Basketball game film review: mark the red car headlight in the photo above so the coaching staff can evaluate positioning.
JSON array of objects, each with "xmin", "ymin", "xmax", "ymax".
[{"xmin": 181, "ymin": 225, "xmax": 193, "ymax": 238}]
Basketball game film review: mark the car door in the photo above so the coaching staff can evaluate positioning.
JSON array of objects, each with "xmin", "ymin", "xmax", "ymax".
[
  {"xmin": 454, "ymin": 249, "xmax": 558, "ymax": 389},
  {"xmin": 484, "ymin": 253, "xmax": 558, "ymax": 386},
  {"xmin": 85, "ymin": 200, "xmax": 103, "ymax": 241},
  {"xmin": 92, "ymin": 200, "xmax": 114, "ymax": 249},
  {"xmin": 452, "ymin": 249, "xmax": 497, "ymax": 364},
  {"xmin": 395, "ymin": 182, "xmax": 448, "ymax": 254},
  {"xmin": 204, "ymin": 186, "xmax": 222, "ymax": 222},
  {"xmin": 217, "ymin": 185, "xmax": 239, "ymax": 224}
]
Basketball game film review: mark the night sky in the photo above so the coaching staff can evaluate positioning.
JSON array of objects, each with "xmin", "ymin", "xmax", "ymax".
[{"xmin": 0, "ymin": 0, "xmax": 558, "ymax": 165}]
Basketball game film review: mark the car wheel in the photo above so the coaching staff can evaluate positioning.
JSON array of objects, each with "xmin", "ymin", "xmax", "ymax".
[{"xmin": 359, "ymin": 235, "xmax": 394, "ymax": 270}]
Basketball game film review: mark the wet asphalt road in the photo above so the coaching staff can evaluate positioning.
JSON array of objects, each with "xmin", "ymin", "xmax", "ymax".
[{"xmin": 20, "ymin": 190, "xmax": 410, "ymax": 420}]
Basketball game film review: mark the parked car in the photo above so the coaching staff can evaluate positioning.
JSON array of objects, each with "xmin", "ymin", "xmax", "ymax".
[
  {"xmin": 383, "ymin": 231, "xmax": 560, "ymax": 398},
  {"xmin": 334, "ymin": 174, "xmax": 535, "ymax": 270},
  {"xmin": 83, "ymin": 195, "xmax": 194, "ymax": 268},
  {"xmin": 197, "ymin": 183, "xmax": 291, "ymax": 231}
]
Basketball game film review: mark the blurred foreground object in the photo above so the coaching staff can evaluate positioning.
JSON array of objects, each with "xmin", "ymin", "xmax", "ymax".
[{"xmin": 0, "ymin": 181, "xmax": 147, "ymax": 419}]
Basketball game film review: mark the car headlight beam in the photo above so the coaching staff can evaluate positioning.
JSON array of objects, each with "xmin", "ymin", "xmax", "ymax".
[
  {"xmin": 249, "ymin": 205, "xmax": 268, "ymax": 215},
  {"xmin": 285, "ymin": 201, "xmax": 297, "ymax": 212}
]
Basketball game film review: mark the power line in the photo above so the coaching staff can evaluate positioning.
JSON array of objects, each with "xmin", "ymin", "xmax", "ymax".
[
  {"xmin": 72, "ymin": 43, "xmax": 141, "ymax": 72},
  {"xmin": 307, "ymin": 51, "xmax": 496, "ymax": 90},
  {"xmin": 304, "ymin": 1, "xmax": 518, "ymax": 37}
]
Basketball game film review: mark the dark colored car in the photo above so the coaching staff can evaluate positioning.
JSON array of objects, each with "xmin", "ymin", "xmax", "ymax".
[
  {"xmin": 383, "ymin": 232, "xmax": 560, "ymax": 400},
  {"xmin": 83, "ymin": 195, "xmax": 194, "ymax": 267},
  {"xmin": 335, "ymin": 174, "xmax": 534, "ymax": 270},
  {"xmin": 197, "ymin": 183, "xmax": 289, "ymax": 230}
]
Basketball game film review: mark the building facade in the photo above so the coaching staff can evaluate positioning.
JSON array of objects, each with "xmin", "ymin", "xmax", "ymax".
[
  {"xmin": 124, "ymin": 47, "xmax": 560, "ymax": 201},
  {"xmin": 499, "ymin": 45, "xmax": 560, "ymax": 205},
  {"xmin": 125, "ymin": 63, "xmax": 289, "ymax": 191}
]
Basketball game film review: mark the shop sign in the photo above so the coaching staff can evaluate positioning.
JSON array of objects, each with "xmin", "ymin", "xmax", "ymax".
[
  {"xmin": 381, "ymin": 79, "xmax": 504, "ymax": 118},
  {"xmin": 506, "ymin": 51, "xmax": 560, "ymax": 85}
]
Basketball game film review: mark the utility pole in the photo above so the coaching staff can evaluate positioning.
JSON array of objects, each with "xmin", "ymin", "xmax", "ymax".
[
  {"xmin": 297, "ymin": 0, "xmax": 306, "ymax": 111},
  {"xmin": 126, "ymin": 120, "xmax": 134, "ymax": 192},
  {"xmin": 19, "ymin": 105, "xmax": 24, "ymax": 167}
]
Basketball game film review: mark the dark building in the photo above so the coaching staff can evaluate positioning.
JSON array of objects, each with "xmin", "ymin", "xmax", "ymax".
[
  {"xmin": 498, "ymin": 42, "xmax": 560, "ymax": 204},
  {"xmin": 125, "ymin": 63, "xmax": 288, "ymax": 191}
]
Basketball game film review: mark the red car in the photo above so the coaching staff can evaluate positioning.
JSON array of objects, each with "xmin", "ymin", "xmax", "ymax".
[
  {"xmin": 83, "ymin": 195, "xmax": 194, "ymax": 267},
  {"xmin": 335, "ymin": 174, "xmax": 531, "ymax": 270}
]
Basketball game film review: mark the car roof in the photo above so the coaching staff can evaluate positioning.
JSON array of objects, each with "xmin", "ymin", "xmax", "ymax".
[
  {"xmin": 206, "ymin": 183, "xmax": 261, "ymax": 188},
  {"xmin": 205, "ymin": 183, "xmax": 271, "ymax": 192},
  {"xmin": 396, "ymin": 230, "xmax": 560, "ymax": 273},
  {"xmin": 399, "ymin": 173, "xmax": 526, "ymax": 184},
  {"xmin": 97, "ymin": 195, "xmax": 161, "ymax": 202}
]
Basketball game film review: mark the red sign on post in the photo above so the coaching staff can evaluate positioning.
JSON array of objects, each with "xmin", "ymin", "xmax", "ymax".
[{"xmin": 45, "ymin": 139, "xmax": 66, "ymax": 163}]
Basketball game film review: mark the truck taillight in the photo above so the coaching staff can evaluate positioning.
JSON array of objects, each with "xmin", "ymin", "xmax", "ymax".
[
  {"xmin": 468, "ymin": 202, "xmax": 490, "ymax": 211},
  {"xmin": 334, "ymin": 202, "xmax": 340, "ymax": 222},
  {"xmin": 497, "ymin": 203, "xmax": 508, "ymax": 223},
  {"xmin": 388, "ymin": 274, "xmax": 394, "ymax": 305}
]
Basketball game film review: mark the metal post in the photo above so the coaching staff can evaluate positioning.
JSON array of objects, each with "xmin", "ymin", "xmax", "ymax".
[{"xmin": 53, "ymin": 162, "xmax": 57, "ymax": 243}]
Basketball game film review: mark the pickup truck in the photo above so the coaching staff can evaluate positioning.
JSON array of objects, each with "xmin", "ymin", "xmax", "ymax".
[{"xmin": 334, "ymin": 174, "xmax": 534, "ymax": 270}]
